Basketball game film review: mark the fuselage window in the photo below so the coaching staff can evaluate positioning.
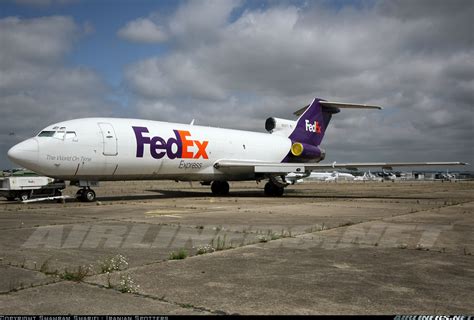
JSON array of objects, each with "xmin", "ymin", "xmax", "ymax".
[{"xmin": 38, "ymin": 131, "xmax": 55, "ymax": 137}]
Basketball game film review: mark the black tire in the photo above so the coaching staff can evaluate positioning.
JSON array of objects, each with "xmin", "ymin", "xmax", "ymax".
[
  {"xmin": 275, "ymin": 185, "xmax": 284, "ymax": 197},
  {"xmin": 19, "ymin": 192, "xmax": 30, "ymax": 201},
  {"xmin": 83, "ymin": 189, "xmax": 96, "ymax": 202},
  {"xmin": 264, "ymin": 182, "xmax": 274, "ymax": 196},
  {"xmin": 6, "ymin": 196, "xmax": 15, "ymax": 201},
  {"xmin": 211, "ymin": 181, "xmax": 229, "ymax": 196},
  {"xmin": 264, "ymin": 182, "xmax": 284, "ymax": 197},
  {"xmin": 76, "ymin": 189, "xmax": 84, "ymax": 201}
]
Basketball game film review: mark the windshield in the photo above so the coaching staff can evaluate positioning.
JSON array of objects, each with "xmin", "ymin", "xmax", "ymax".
[
  {"xmin": 38, "ymin": 131, "xmax": 55, "ymax": 137},
  {"xmin": 38, "ymin": 130, "xmax": 76, "ymax": 139}
]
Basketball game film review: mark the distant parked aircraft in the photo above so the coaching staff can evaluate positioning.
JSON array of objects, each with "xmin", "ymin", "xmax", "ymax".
[{"xmin": 286, "ymin": 171, "xmax": 355, "ymax": 184}]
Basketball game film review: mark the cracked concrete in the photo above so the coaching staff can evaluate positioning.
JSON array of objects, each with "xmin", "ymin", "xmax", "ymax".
[{"xmin": 0, "ymin": 180, "xmax": 472, "ymax": 314}]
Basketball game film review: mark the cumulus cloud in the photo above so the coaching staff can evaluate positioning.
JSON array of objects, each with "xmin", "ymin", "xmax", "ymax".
[
  {"xmin": 117, "ymin": 18, "xmax": 167, "ymax": 43},
  {"xmin": 0, "ymin": 16, "xmax": 113, "ymax": 167},
  {"xmin": 122, "ymin": 0, "xmax": 473, "ymax": 164}
]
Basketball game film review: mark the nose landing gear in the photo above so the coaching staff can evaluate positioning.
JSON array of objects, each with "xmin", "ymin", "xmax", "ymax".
[
  {"xmin": 76, "ymin": 188, "xmax": 96, "ymax": 202},
  {"xmin": 72, "ymin": 181, "xmax": 99, "ymax": 202}
]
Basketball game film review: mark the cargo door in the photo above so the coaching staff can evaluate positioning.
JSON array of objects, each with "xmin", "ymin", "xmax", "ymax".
[{"xmin": 98, "ymin": 123, "xmax": 118, "ymax": 156}]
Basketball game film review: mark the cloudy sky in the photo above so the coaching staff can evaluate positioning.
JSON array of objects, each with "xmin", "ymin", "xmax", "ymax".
[{"xmin": 1, "ymin": 0, "xmax": 472, "ymax": 170}]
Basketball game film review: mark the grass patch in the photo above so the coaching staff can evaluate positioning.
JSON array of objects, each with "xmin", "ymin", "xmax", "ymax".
[
  {"xmin": 211, "ymin": 235, "xmax": 230, "ymax": 251},
  {"xmin": 61, "ymin": 265, "xmax": 92, "ymax": 282},
  {"xmin": 169, "ymin": 248, "xmax": 188, "ymax": 260}
]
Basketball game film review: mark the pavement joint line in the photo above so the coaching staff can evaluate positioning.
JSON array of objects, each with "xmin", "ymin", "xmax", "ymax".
[
  {"xmin": 1, "ymin": 214, "xmax": 291, "ymax": 237},
  {"xmin": 298, "ymin": 199, "xmax": 473, "ymax": 238},
  {"xmin": 80, "ymin": 280, "xmax": 226, "ymax": 315},
  {"xmin": 0, "ymin": 218, "xmax": 130, "ymax": 231},
  {"xmin": 0, "ymin": 274, "xmax": 64, "ymax": 295}
]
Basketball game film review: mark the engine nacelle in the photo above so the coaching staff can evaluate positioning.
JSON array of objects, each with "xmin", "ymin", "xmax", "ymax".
[
  {"xmin": 290, "ymin": 142, "xmax": 326, "ymax": 162},
  {"xmin": 265, "ymin": 117, "xmax": 296, "ymax": 136}
]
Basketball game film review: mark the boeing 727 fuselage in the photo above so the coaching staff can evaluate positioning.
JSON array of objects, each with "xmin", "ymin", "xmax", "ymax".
[{"xmin": 7, "ymin": 98, "xmax": 466, "ymax": 201}]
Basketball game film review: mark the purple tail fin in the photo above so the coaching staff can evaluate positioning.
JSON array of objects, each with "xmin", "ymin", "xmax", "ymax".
[
  {"xmin": 283, "ymin": 98, "xmax": 339, "ymax": 162},
  {"xmin": 289, "ymin": 98, "xmax": 336, "ymax": 146}
]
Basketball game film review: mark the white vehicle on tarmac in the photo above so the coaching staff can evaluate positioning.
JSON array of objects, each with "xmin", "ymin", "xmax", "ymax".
[
  {"xmin": 7, "ymin": 98, "xmax": 466, "ymax": 202},
  {"xmin": 0, "ymin": 174, "xmax": 65, "ymax": 201}
]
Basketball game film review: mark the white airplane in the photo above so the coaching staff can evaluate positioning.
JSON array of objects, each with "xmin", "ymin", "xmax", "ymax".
[
  {"xmin": 436, "ymin": 170, "xmax": 456, "ymax": 181},
  {"xmin": 354, "ymin": 171, "xmax": 381, "ymax": 181},
  {"xmin": 324, "ymin": 171, "xmax": 355, "ymax": 182},
  {"xmin": 7, "ymin": 98, "xmax": 467, "ymax": 202},
  {"xmin": 286, "ymin": 171, "xmax": 355, "ymax": 184}
]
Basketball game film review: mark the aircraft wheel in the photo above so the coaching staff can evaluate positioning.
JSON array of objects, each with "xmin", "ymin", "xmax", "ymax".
[
  {"xmin": 6, "ymin": 196, "xmax": 15, "ymax": 201},
  {"xmin": 19, "ymin": 192, "xmax": 30, "ymax": 201},
  {"xmin": 264, "ymin": 182, "xmax": 284, "ymax": 197},
  {"xmin": 211, "ymin": 181, "xmax": 229, "ymax": 196},
  {"xmin": 76, "ymin": 189, "xmax": 84, "ymax": 201},
  {"xmin": 275, "ymin": 185, "xmax": 284, "ymax": 196},
  {"xmin": 83, "ymin": 189, "xmax": 96, "ymax": 202}
]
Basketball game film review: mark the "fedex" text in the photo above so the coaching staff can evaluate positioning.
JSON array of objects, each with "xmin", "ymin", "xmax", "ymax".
[
  {"xmin": 133, "ymin": 126, "xmax": 209, "ymax": 160},
  {"xmin": 305, "ymin": 119, "xmax": 322, "ymax": 134}
]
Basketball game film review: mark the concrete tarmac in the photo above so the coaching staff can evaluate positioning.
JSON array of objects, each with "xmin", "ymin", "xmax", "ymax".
[{"xmin": 0, "ymin": 180, "xmax": 472, "ymax": 314}]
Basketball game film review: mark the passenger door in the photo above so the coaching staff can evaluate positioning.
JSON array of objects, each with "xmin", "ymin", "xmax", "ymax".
[{"xmin": 98, "ymin": 123, "xmax": 118, "ymax": 156}]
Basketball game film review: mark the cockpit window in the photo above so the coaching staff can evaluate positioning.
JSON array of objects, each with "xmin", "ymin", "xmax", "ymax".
[
  {"xmin": 38, "ymin": 131, "xmax": 55, "ymax": 137},
  {"xmin": 38, "ymin": 130, "xmax": 76, "ymax": 139},
  {"xmin": 65, "ymin": 131, "xmax": 77, "ymax": 139},
  {"xmin": 54, "ymin": 131, "xmax": 65, "ymax": 139}
]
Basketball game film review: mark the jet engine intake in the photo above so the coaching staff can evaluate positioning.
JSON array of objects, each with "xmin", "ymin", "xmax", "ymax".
[{"xmin": 265, "ymin": 117, "xmax": 296, "ymax": 136}]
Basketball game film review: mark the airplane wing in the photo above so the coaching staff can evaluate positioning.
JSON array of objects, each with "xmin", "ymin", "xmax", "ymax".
[{"xmin": 214, "ymin": 160, "xmax": 468, "ymax": 174}]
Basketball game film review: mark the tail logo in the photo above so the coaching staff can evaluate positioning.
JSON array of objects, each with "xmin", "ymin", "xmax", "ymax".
[{"xmin": 305, "ymin": 119, "xmax": 322, "ymax": 134}]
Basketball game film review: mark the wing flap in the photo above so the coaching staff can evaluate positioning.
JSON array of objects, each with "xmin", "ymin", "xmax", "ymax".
[{"xmin": 214, "ymin": 159, "xmax": 467, "ymax": 174}]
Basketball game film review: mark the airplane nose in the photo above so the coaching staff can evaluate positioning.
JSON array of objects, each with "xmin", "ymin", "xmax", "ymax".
[{"xmin": 7, "ymin": 138, "xmax": 39, "ymax": 169}]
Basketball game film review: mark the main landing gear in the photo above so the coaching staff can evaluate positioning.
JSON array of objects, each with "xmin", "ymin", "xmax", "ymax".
[
  {"xmin": 264, "ymin": 181, "xmax": 285, "ymax": 197},
  {"xmin": 76, "ymin": 188, "xmax": 96, "ymax": 202},
  {"xmin": 264, "ymin": 176, "xmax": 288, "ymax": 197},
  {"xmin": 211, "ymin": 181, "xmax": 230, "ymax": 196},
  {"xmin": 210, "ymin": 178, "xmax": 287, "ymax": 197}
]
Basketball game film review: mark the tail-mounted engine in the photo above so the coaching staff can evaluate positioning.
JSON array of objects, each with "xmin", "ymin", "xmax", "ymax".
[
  {"xmin": 290, "ymin": 142, "xmax": 326, "ymax": 162},
  {"xmin": 265, "ymin": 117, "xmax": 296, "ymax": 136}
]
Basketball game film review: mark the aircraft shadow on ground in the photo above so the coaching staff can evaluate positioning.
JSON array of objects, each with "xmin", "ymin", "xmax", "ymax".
[
  {"xmin": 94, "ymin": 188, "xmax": 439, "ymax": 202},
  {"xmin": 0, "ymin": 189, "xmax": 441, "ymax": 204}
]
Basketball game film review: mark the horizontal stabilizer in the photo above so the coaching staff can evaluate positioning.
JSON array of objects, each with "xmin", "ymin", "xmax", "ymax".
[
  {"xmin": 294, "ymin": 101, "xmax": 382, "ymax": 116},
  {"xmin": 320, "ymin": 101, "xmax": 382, "ymax": 110}
]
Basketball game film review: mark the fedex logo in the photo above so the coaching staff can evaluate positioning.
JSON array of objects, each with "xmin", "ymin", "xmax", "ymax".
[
  {"xmin": 133, "ymin": 126, "xmax": 208, "ymax": 160},
  {"xmin": 305, "ymin": 119, "xmax": 322, "ymax": 134}
]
